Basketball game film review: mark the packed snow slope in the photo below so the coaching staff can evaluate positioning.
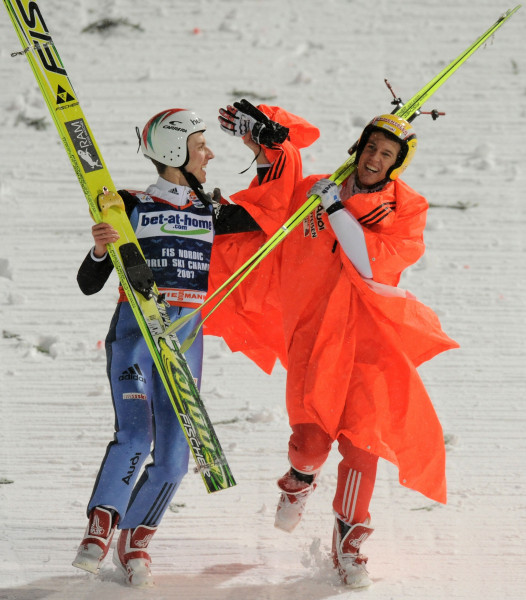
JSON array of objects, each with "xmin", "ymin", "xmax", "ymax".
[{"xmin": 0, "ymin": 1, "xmax": 525, "ymax": 599}]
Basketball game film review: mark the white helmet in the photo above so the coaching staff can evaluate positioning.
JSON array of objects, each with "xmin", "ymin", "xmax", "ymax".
[{"xmin": 139, "ymin": 109, "xmax": 206, "ymax": 168}]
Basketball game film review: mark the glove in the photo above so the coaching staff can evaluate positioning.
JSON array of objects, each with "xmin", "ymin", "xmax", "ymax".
[
  {"xmin": 218, "ymin": 105, "xmax": 257, "ymax": 138},
  {"xmin": 308, "ymin": 179, "xmax": 343, "ymax": 212},
  {"xmin": 203, "ymin": 187, "xmax": 223, "ymax": 216},
  {"xmin": 218, "ymin": 98, "xmax": 289, "ymax": 148},
  {"xmin": 204, "ymin": 187, "xmax": 222, "ymax": 205}
]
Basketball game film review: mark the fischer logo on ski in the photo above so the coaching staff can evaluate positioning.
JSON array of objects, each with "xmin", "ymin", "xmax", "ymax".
[{"xmin": 56, "ymin": 84, "xmax": 75, "ymax": 105}]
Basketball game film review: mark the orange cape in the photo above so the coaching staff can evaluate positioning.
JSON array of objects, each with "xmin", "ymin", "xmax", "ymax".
[{"xmin": 205, "ymin": 106, "xmax": 458, "ymax": 504}]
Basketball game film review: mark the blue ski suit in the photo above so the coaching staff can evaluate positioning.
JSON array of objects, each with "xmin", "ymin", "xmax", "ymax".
[{"xmin": 77, "ymin": 177, "xmax": 258, "ymax": 529}]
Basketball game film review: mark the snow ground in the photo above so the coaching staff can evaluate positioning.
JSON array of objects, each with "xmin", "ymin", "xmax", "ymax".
[{"xmin": 0, "ymin": 1, "xmax": 525, "ymax": 598}]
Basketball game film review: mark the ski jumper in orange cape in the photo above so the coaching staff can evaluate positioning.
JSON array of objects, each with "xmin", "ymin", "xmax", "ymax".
[{"xmin": 205, "ymin": 106, "xmax": 458, "ymax": 509}]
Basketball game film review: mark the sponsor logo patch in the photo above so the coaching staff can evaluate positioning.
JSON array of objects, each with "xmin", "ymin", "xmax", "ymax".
[
  {"xmin": 65, "ymin": 118, "xmax": 103, "ymax": 173},
  {"xmin": 119, "ymin": 363, "xmax": 146, "ymax": 383},
  {"xmin": 122, "ymin": 393, "xmax": 148, "ymax": 401}
]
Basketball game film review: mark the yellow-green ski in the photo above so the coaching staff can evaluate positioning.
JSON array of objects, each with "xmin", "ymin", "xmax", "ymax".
[{"xmin": 3, "ymin": 0, "xmax": 235, "ymax": 493}]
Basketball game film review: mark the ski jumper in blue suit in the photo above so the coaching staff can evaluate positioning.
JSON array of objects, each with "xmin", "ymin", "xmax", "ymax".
[{"xmin": 77, "ymin": 177, "xmax": 258, "ymax": 529}]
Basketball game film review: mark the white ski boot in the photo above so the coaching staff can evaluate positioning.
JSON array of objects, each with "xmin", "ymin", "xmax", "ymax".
[
  {"xmin": 332, "ymin": 515, "xmax": 374, "ymax": 588},
  {"xmin": 113, "ymin": 524, "xmax": 157, "ymax": 587},
  {"xmin": 274, "ymin": 468, "xmax": 317, "ymax": 533},
  {"xmin": 72, "ymin": 506, "xmax": 118, "ymax": 574}
]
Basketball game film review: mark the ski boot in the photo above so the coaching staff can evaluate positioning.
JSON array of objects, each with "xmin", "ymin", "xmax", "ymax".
[
  {"xmin": 332, "ymin": 514, "xmax": 374, "ymax": 588},
  {"xmin": 72, "ymin": 506, "xmax": 118, "ymax": 574},
  {"xmin": 274, "ymin": 468, "xmax": 317, "ymax": 533},
  {"xmin": 113, "ymin": 524, "xmax": 157, "ymax": 587}
]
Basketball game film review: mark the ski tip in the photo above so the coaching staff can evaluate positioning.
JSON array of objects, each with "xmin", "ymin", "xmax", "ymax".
[
  {"xmin": 507, "ymin": 5, "xmax": 522, "ymax": 16},
  {"xmin": 180, "ymin": 334, "xmax": 196, "ymax": 354}
]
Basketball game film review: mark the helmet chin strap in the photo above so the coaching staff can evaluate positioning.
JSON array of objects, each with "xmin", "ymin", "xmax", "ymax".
[{"xmin": 179, "ymin": 166, "xmax": 212, "ymax": 206}]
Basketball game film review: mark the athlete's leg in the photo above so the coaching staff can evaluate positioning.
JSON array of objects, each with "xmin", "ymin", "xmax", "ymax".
[
  {"xmin": 333, "ymin": 435, "xmax": 378, "ymax": 525},
  {"xmin": 75, "ymin": 304, "xmax": 154, "ymax": 573},
  {"xmin": 119, "ymin": 308, "xmax": 202, "ymax": 529},
  {"xmin": 331, "ymin": 436, "xmax": 378, "ymax": 588},
  {"xmin": 275, "ymin": 423, "xmax": 333, "ymax": 532},
  {"xmin": 88, "ymin": 304, "xmax": 154, "ymax": 517}
]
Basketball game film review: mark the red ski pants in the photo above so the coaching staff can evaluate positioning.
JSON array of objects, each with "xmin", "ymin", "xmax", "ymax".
[{"xmin": 287, "ymin": 423, "xmax": 378, "ymax": 525}]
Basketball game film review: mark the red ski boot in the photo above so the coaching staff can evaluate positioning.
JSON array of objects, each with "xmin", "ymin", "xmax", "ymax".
[
  {"xmin": 274, "ymin": 468, "xmax": 317, "ymax": 533},
  {"xmin": 72, "ymin": 506, "xmax": 118, "ymax": 574},
  {"xmin": 332, "ymin": 515, "xmax": 374, "ymax": 588},
  {"xmin": 113, "ymin": 524, "xmax": 157, "ymax": 587}
]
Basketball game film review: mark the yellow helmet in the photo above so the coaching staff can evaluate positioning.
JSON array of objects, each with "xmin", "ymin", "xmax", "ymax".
[{"xmin": 355, "ymin": 114, "xmax": 417, "ymax": 180}]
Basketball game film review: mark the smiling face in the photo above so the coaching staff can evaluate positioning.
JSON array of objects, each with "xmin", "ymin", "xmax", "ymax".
[
  {"xmin": 356, "ymin": 131, "xmax": 402, "ymax": 188},
  {"xmin": 184, "ymin": 131, "xmax": 214, "ymax": 184}
]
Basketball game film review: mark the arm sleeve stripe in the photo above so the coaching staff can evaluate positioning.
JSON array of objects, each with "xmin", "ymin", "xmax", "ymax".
[
  {"xmin": 358, "ymin": 201, "xmax": 396, "ymax": 226},
  {"xmin": 263, "ymin": 151, "xmax": 286, "ymax": 183}
]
